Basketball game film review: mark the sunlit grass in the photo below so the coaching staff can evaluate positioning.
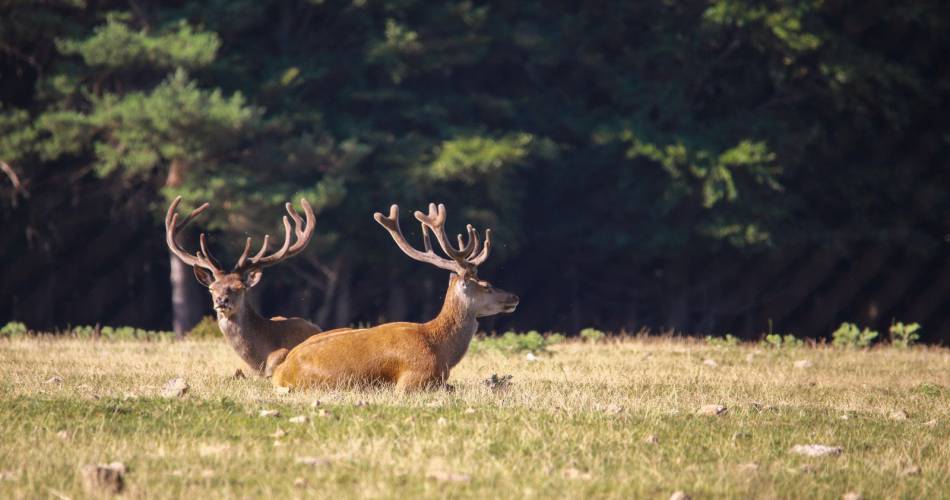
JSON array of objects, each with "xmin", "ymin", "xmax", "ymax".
[{"xmin": 1, "ymin": 336, "xmax": 948, "ymax": 498}]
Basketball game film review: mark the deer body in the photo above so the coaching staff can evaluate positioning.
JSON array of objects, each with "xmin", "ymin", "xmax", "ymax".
[
  {"xmin": 273, "ymin": 204, "xmax": 518, "ymax": 391},
  {"xmin": 165, "ymin": 196, "xmax": 322, "ymax": 375}
]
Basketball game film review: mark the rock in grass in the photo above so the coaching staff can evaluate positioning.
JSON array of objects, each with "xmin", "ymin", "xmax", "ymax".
[
  {"xmin": 45, "ymin": 376, "xmax": 63, "ymax": 384},
  {"xmin": 790, "ymin": 444, "xmax": 843, "ymax": 457},
  {"xmin": 643, "ymin": 434, "xmax": 659, "ymax": 444},
  {"xmin": 702, "ymin": 358, "xmax": 718, "ymax": 367},
  {"xmin": 293, "ymin": 477, "xmax": 307, "ymax": 488},
  {"xmin": 561, "ymin": 467, "xmax": 592, "ymax": 480},
  {"xmin": 81, "ymin": 462, "xmax": 126, "ymax": 495},
  {"xmin": 698, "ymin": 404, "xmax": 728, "ymax": 416},
  {"xmin": 888, "ymin": 410, "xmax": 908, "ymax": 421},
  {"xmin": 427, "ymin": 470, "xmax": 471, "ymax": 483},
  {"xmin": 288, "ymin": 415, "xmax": 308, "ymax": 424},
  {"xmin": 274, "ymin": 386, "xmax": 291, "ymax": 395},
  {"xmin": 842, "ymin": 492, "xmax": 863, "ymax": 500},
  {"xmin": 161, "ymin": 377, "xmax": 189, "ymax": 398},
  {"xmin": 296, "ymin": 456, "xmax": 330, "ymax": 467},
  {"xmin": 484, "ymin": 373, "xmax": 513, "ymax": 391},
  {"xmin": 737, "ymin": 462, "xmax": 759, "ymax": 472},
  {"xmin": 900, "ymin": 464, "xmax": 921, "ymax": 476},
  {"xmin": 669, "ymin": 491, "xmax": 691, "ymax": 500},
  {"xmin": 794, "ymin": 360, "xmax": 813, "ymax": 369},
  {"xmin": 923, "ymin": 418, "xmax": 938, "ymax": 427},
  {"xmin": 259, "ymin": 409, "xmax": 280, "ymax": 418}
]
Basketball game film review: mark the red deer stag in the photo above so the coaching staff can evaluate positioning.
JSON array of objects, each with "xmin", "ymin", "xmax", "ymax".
[
  {"xmin": 273, "ymin": 203, "xmax": 519, "ymax": 392},
  {"xmin": 165, "ymin": 196, "xmax": 321, "ymax": 375}
]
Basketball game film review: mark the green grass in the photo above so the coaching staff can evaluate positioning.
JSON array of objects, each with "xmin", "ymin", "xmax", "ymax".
[{"xmin": 1, "ymin": 336, "xmax": 948, "ymax": 498}]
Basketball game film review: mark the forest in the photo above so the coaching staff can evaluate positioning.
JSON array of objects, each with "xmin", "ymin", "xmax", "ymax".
[{"xmin": 2, "ymin": 0, "xmax": 948, "ymax": 342}]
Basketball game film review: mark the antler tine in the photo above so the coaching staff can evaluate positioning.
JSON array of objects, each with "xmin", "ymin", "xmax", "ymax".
[
  {"xmin": 165, "ymin": 196, "xmax": 222, "ymax": 273},
  {"xmin": 233, "ymin": 199, "xmax": 316, "ymax": 272},
  {"xmin": 414, "ymin": 203, "xmax": 476, "ymax": 263},
  {"xmin": 374, "ymin": 204, "xmax": 464, "ymax": 274},
  {"xmin": 198, "ymin": 233, "xmax": 224, "ymax": 269},
  {"xmin": 235, "ymin": 237, "xmax": 253, "ymax": 269},
  {"xmin": 469, "ymin": 228, "xmax": 492, "ymax": 266}
]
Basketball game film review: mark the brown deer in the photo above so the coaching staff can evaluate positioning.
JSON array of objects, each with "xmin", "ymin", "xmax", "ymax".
[
  {"xmin": 165, "ymin": 196, "xmax": 322, "ymax": 376},
  {"xmin": 272, "ymin": 203, "xmax": 519, "ymax": 392}
]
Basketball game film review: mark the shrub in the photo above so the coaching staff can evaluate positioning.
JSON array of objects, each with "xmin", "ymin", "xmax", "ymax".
[
  {"xmin": 579, "ymin": 327, "xmax": 606, "ymax": 343},
  {"xmin": 761, "ymin": 333, "xmax": 804, "ymax": 349},
  {"xmin": 705, "ymin": 334, "xmax": 740, "ymax": 347},
  {"xmin": 0, "ymin": 321, "xmax": 28, "ymax": 337},
  {"xmin": 69, "ymin": 324, "xmax": 173, "ymax": 340},
  {"xmin": 471, "ymin": 330, "xmax": 564, "ymax": 354},
  {"xmin": 832, "ymin": 322, "xmax": 878, "ymax": 348},
  {"xmin": 187, "ymin": 316, "xmax": 221, "ymax": 339},
  {"xmin": 889, "ymin": 321, "xmax": 920, "ymax": 348}
]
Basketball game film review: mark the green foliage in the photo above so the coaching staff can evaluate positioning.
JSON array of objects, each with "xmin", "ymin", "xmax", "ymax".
[
  {"xmin": 761, "ymin": 334, "xmax": 804, "ymax": 349},
  {"xmin": 186, "ymin": 316, "xmax": 221, "ymax": 339},
  {"xmin": 705, "ymin": 334, "xmax": 740, "ymax": 347},
  {"xmin": 471, "ymin": 331, "xmax": 564, "ymax": 354},
  {"xmin": 832, "ymin": 323, "xmax": 878, "ymax": 349},
  {"xmin": 428, "ymin": 133, "xmax": 534, "ymax": 183},
  {"xmin": 56, "ymin": 17, "xmax": 219, "ymax": 70},
  {"xmin": 579, "ymin": 328, "xmax": 606, "ymax": 344},
  {"xmin": 0, "ymin": 322, "xmax": 28, "ymax": 338},
  {"xmin": 889, "ymin": 322, "xmax": 921, "ymax": 349},
  {"xmin": 69, "ymin": 325, "xmax": 174, "ymax": 340}
]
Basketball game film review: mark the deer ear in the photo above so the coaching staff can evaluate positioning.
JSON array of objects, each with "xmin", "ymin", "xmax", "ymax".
[
  {"xmin": 193, "ymin": 266, "xmax": 215, "ymax": 287},
  {"xmin": 243, "ymin": 269, "xmax": 263, "ymax": 288}
]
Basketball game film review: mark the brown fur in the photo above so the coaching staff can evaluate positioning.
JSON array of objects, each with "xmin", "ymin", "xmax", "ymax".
[{"xmin": 273, "ymin": 273, "xmax": 517, "ymax": 391}]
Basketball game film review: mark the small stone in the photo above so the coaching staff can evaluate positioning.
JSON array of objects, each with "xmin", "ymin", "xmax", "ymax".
[
  {"xmin": 56, "ymin": 430, "xmax": 70, "ymax": 440},
  {"xmin": 200, "ymin": 469, "xmax": 215, "ymax": 479},
  {"xmin": 839, "ymin": 414, "xmax": 850, "ymax": 420},
  {"xmin": 317, "ymin": 409, "xmax": 332, "ymax": 418},
  {"xmin": 703, "ymin": 358, "xmax": 718, "ymax": 367},
  {"xmin": 45, "ymin": 376, "xmax": 63, "ymax": 384},
  {"xmin": 526, "ymin": 352, "xmax": 539, "ymax": 362},
  {"xmin": 732, "ymin": 431, "xmax": 752, "ymax": 440},
  {"xmin": 427, "ymin": 470, "xmax": 471, "ymax": 482},
  {"xmin": 483, "ymin": 373, "xmax": 513, "ymax": 391},
  {"xmin": 294, "ymin": 477, "xmax": 307, "ymax": 488},
  {"xmin": 669, "ymin": 491, "xmax": 691, "ymax": 500},
  {"xmin": 296, "ymin": 456, "xmax": 330, "ymax": 467},
  {"xmin": 643, "ymin": 434, "xmax": 659, "ymax": 444},
  {"xmin": 272, "ymin": 440, "xmax": 283, "ymax": 447},
  {"xmin": 790, "ymin": 444, "xmax": 843, "ymax": 457},
  {"xmin": 745, "ymin": 352, "xmax": 758, "ymax": 363},
  {"xmin": 842, "ymin": 492, "xmax": 863, "ymax": 500},
  {"xmin": 737, "ymin": 462, "xmax": 759, "ymax": 472},
  {"xmin": 436, "ymin": 417, "xmax": 448, "ymax": 426},
  {"xmin": 0, "ymin": 470, "xmax": 17, "ymax": 481},
  {"xmin": 161, "ymin": 377, "xmax": 189, "ymax": 398},
  {"xmin": 464, "ymin": 407, "xmax": 476, "ymax": 415},
  {"xmin": 271, "ymin": 428, "xmax": 286, "ymax": 438},
  {"xmin": 698, "ymin": 404, "xmax": 728, "ymax": 416},
  {"xmin": 80, "ymin": 462, "xmax": 126, "ymax": 495},
  {"xmin": 900, "ymin": 465, "xmax": 921, "ymax": 476},
  {"xmin": 198, "ymin": 443, "xmax": 229, "ymax": 456},
  {"xmin": 794, "ymin": 360, "xmax": 813, "ymax": 369},
  {"xmin": 259, "ymin": 409, "xmax": 280, "ymax": 418},
  {"xmin": 603, "ymin": 404, "xmax": 624, "ymax": 414},
  {"xmin": 289, "ymin": 415, "xmax": 308, "ymax": 424},
  {"xmin": 274, "ymin": 386, "xmax": 291, "ymax": 395},
  {"xmin": 561, "ymin": 467, "xmax": 592, "ymax": 480},
  {"xmin": 311, "ymin": 400, "xmax": 322, "ymax": 408},
  {"xmin": 232, "ymin": 369, "xmax": 246, "ymax": 380},
  {"xmin": 889, "ymin": 410, "xmax": 908, "ymax": 421},
  {"xmin": 923, "ymin": 419, "xmax": 938, "ymax": 427},
  {"xmin": 354, "ymin": 400, "xmax": 368, "ymax": 407}
]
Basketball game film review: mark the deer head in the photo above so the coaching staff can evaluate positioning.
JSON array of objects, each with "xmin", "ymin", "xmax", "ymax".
[
  {"xmin": 165, "ymin": 196, "xmax": 316, "ymax": 318},
  {"xmin": 374, "ymin": 203, "xmax": 519, "ymax": 318}
]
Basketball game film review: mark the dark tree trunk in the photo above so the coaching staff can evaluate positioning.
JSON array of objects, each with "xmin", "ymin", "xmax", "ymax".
[{"xmin": 169, "ymin": 251, "xmax": 201, "ymax": 337}]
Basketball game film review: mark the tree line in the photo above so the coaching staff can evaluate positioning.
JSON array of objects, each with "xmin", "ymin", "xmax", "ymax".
[{"xmin": 2, "ymin": 1, "xmax": 948, "ymax": 341}]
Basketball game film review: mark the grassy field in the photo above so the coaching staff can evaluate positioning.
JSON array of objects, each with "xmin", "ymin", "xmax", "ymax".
[{"xmin": 0, "ymin": 335, "xmax": 948, "ymax": 499}]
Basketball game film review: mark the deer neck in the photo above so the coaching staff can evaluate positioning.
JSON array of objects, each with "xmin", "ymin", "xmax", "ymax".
[
  {"xmin": 422, "ymin": 277, "xmax": 478, "ymax": 369},
  {"xmin": 216, "ymin": 303, "xmax": 274, "ymax": 371}
]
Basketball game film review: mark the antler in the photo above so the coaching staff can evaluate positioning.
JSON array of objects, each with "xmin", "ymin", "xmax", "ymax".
[
  {"xmin": 374, "ymin": 203, "xmax": 492, "ymax": 276},
  {"xmin": 166, "ymin": 196, "xmax": 224, "ymax": 274},
  {"xmin": 232, "ymin": 199, "xmax": 316, "ymax": 274},
  {"xmin": 165, "ymin": 196, "xmax": 316, "ymax": 275}
]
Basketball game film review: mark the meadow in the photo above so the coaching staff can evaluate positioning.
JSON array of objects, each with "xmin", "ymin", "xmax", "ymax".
[{"xmin": 0, "ymin": 334, "xmax": 948, "ymax": 499}]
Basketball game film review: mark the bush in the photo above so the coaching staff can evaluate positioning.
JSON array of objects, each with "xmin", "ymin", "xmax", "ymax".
[
  {"xmin": 832, "ymin": 322, "xmax": 878, "ymax": 348},
  {"xmin": 889, "ymin": 321, "xmax": 920, "ymax": 348},
  {"xmin": 705, "ymin": 334, "xmax": 740, "ymax": 347},
  {"xmin": 69, "ymin": 324, "xmax": 173, "ymax": 340},
  {"xmin": 471, "ymin": 330, "xmax": 565, "ymax": 354},
  {"xmin": 579, "ymin": 327, "xmax": 606, "ymax": 343},
  {"xmin": 0, "ymin": 321, "xmax": 28, "ymax": 337},
  {"xmin": 761, "ymin": 333, "xmax": 804, "ymax": 349},
  {"xmin": 187, "ymin": 316, "xmax": 221, "ymax": 339}
]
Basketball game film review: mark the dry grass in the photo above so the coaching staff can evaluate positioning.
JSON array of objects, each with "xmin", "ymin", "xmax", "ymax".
[{"xmin": 1, "ymin": 336, "xmax": 948, "ymax": 499}]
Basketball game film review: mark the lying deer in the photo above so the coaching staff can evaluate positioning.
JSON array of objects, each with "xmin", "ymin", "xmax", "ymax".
[
  {"xmin": 273, "ymin": 203, "xmax": 519, "ymax": 392},
  {"xmin": 165, "ymin": 196, "xmax": 322, "ymax": 376}
]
